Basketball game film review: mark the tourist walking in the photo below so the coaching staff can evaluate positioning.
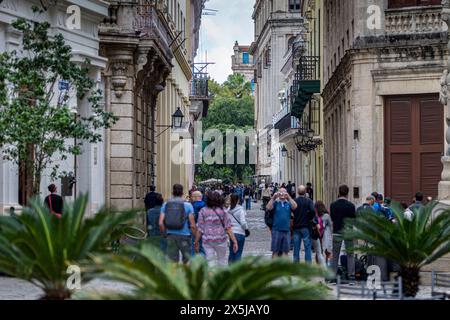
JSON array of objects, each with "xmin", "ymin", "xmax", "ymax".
[
  {"xmin": 159, "ymin": 184, "xmax": 197, "ymax": 264},
  {"xmin": 244, "ymin": 185, "xmax": 252, "ymax": 210},
  {"xmin": 409, "ymin": 192, "xmax": 425, "ymax": 212},
  {"xmin": 195, "ymin": 191, "xmax": 238, "ymax": 267},
  {"xmin": 306, "ymin": 183, "xmax": 314, "ymax": 201},
  {"xmin": 311, "ymin": 202, "xmax": 327, "ymax": 268},
  {"xmin": 44, "ymin": 184, "xmax": 63, "ymax": 218},
  {"xmin": 330, "ymin": 185, "xmax": 356, "ymax": 282},
  {"xmin": 146, "ymin": 193, "xmax": 167, "ymax": 254},
  {"xmin": 356, "ymin": 195, "xmax": 376, "ymax": 215},
  {"xmin": 144, "ymin": 185, "xmax": 160, "ymax": 210},
  {"xmin": 227, "ymin": 194, "xmax": 249, "ymax": 263},
  {"xmin": 266, "ymin": 188, "xmax": 297, "ymax": 258},
  {"xmin": 316, "ymin": 201, "xmax": 333, "ymax": 267},
  {"xmin": 292, "ymin": 185, "xmax": 315, "ymax": 264},
  {"xmin": 262, "ymin": 184, "xmax": 271, "ymax": 210},
  {"xmin": 190, "ymin": 191, "xmax": 206, "ymax": 257}
]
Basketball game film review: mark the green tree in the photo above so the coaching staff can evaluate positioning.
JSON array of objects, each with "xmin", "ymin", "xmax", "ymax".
[
  {"xmin": 343, "ymin": 203, "xmax": 450, "ymax": 297},
  {"xmin": 84, "ymin": 243, "xmax": 330, "ymax": 300},
  {"xmin": 195, "ymin": 75, "xmax": 255, "ymax": 183},
  {"xmin": 0, "ymin": 14, "xmax": 117, "ymax": 201},
  {"xmin": 0, "ymin": 194, "xmax": 135, "ymax": 300}
]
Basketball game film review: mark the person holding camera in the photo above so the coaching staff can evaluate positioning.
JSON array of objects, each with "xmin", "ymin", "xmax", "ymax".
[{"xmin": 266, "ymin": 188, "xmax": 297, "ymax": 259}]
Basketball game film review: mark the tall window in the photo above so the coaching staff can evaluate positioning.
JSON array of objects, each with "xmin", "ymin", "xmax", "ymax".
[
  {"xmin": 289, "ymin": 0, "xmax": 301, "ymax": 11},
  {"xmin": 388, "ymin": 0, "xmax": 440, "ymax": 8},
  {"xmin": 243, "ymin": 52, "xmax": 250, "ymax": 64}
]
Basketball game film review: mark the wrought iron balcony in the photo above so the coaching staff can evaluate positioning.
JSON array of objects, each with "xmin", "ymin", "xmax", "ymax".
[
  {"xmin": 291, "ymin": 55, "xmax": 320, "ymax": 120},
  {"xmin": 273, "ymin": 104, "xmax": 300, "ymax": 136},
  {"xmin": 190, "ymin": 73, "xmax": 209, "ymax": 99},
  {"xmin": 190, "ymin": 65, "xmax": 211, "ymax": 117}
]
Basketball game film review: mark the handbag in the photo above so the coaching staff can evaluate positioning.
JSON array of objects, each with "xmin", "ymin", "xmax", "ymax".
[{"xmin": 229, "ymin": 209, "xmax": 250, "ymax": 238}]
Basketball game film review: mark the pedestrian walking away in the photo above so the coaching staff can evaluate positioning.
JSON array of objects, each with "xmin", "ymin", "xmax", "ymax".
[
  {"xmin": 316, "ymin": 201, "xmax": 333, "ymax": 267},
  {"xmin": 190, "ymin": 191, "xmax": 206, "ymax": 257},
  {"xmin": 330, "ymin": 185, "xmax": 356, "ymax": 282},
  {"xmin": 144, "ymin": 185, "xmax": 161, "ymax": 211},
  {"xmin": 195, "ymin": 191, "xmax": 238, "ymax": 267},
  {"xmin": 146, "ymin": 193, "xmax": 168, "ymax": 254},
  {"xmin": 292, "ymin": 185, "xmax": 315, "ymax": 264},
  {"xmin": 227, "ymin": 194, "xmax": 249, "ymax": 264},
  {"xmin": 44, "ymin": 184, "xmax": 63, "ymax": 218},
  {"xmin": 159, "ymin": 184, "xmax": 197, "ymax": 264}
]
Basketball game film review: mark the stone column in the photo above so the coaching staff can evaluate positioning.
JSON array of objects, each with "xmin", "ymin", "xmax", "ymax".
[
  {"xmin": 439, "ymin": 1, "xmax": 450, "ymax": 201},
  {"xmin": 105, "ymin": 48, "xmax": 135, "ymax": 210}
]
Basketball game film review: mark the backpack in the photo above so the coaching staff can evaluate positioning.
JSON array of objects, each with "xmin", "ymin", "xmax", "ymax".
[
  {"xmin": 164, "ymin": 200, "xmax": 186, "ymax": 230},
  {"xmin": 318, "ymin": 215, "xmax": 324, "ymax": 238},
  {"xmin": 264, "ymin": 209, "xmax": 274, "ymax": 228}
]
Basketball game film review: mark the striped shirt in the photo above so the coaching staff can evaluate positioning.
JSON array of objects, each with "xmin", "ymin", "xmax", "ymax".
[{"xmin": 197, "ymin": 207, "xmax": 231, "ymax": 245}]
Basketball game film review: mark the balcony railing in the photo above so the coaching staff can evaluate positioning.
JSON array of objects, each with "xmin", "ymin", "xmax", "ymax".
[
  {"xmin": 296, "ymin": 55, "xmax": 320, "ymax": 81},
  {"xmin": 290, "ymin": 55, "xmax": 320, "ymax": 120},
  {"xmin": 190, "ymin": 73, "xmax": 209, "ymax": 99},
  {"xmin": 133, "ymin": 3, "xmax": 173, "ymax": 58},
  {"xmin": 273, "ymin": 105, "xmax": 300, "ymax": 136},
  {"xmin": 385, "ymin": 6, "xmax": 444, "ymax": 35}
]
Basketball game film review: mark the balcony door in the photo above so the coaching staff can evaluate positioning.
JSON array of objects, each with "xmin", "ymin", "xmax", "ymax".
[{"xmin": 384, "ymin": 94, "xmax": 443, "ymax": 203}]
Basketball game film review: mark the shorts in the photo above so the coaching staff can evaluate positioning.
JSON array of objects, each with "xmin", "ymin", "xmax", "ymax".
[{"xmin": 271, "ymin": 230, "xmax": 291, "ymax": 254}]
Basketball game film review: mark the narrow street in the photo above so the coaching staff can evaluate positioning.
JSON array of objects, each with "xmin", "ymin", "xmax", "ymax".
[
  {"xmin": 0, "ymin": 200, "xmax": 436, "ymax": 300},
  {"xmin": 0, "ymin": 201, "xmax": 273, "ymax": 300}
]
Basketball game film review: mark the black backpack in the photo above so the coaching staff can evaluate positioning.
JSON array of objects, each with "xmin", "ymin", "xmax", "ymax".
[
  {"xmin": 164, "ymin": 200, "xmax": 186, "ymax": 230},
  {"xmin": 264, "ymin": 209, "xmax": 274, "ymax": 228}
]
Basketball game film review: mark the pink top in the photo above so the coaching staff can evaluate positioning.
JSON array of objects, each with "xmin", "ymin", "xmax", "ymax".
[{"xmin": 197, "ymin": 207, "xmax": 231, "ymax": 245}]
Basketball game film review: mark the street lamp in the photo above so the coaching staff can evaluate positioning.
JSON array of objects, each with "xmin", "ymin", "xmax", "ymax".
[
  {"xmin": 172, "ymin": 107, "xmax": 184, "ymax": 129},
  {"xmin": 156, "ymin": 107, "xmax": 185, "ymax": 138}
]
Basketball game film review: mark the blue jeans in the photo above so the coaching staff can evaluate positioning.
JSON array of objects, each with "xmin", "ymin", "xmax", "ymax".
[
  {"xmin": 293, "ymin": 228, "xmax": 312, "ymax": 263},
  {"xmin": 245, "ymin": 198, "xmax": 251, "ymax": 210},
  {"xmin": 229, "ymin": 233, "xmax": 246, "ymax": 264}
]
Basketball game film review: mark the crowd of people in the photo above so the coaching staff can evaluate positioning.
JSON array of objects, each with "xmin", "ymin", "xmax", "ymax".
[
  {"xmin": 145, "ymin": 184, "xmax": 250, "ymax": 267},
  {"xmin": 260, "ymin": 182, "xmax": 430, "ymax": 283},
  {"xmin": 41, "ymin": 179, "xmax": 430, "ymax": 282}
]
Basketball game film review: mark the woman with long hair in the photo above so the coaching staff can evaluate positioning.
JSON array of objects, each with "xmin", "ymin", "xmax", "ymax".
[
  {"xmin": 195, "ymin": 191, "xmax": 238, "ymax": 267},
  {"xmin": 227, "ymin": 194, "xmax": 249, "ymax": 263},
  {"xmin": 315, "ymin": 201, "xmax": 333, "ymax": 267}
]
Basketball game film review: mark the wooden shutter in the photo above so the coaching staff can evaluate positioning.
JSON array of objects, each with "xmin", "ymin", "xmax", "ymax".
[{"xmin": 385, "ymin": 94, "xmax": 443, "ymax": 203}]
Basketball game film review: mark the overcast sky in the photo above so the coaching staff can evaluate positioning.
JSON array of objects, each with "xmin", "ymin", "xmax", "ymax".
[{"xmin": 197, "ymin": 0, "xmax": 254, "ymax": 83}]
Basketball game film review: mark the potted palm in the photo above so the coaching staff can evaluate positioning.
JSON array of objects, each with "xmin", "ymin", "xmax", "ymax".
[
  {"xmin": 0, "ymin": 194, "xmax": 135, "ymax": 299},
  {"xmin": 84, "ymin": 243, "xmax": 330, "ymax": 300},
  {"xmin": 343, "ymin": 203, "xmax": 450, "ymax": 297}
]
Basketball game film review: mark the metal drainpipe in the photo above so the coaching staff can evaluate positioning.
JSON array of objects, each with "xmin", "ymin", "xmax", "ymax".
[{"xmin": 105, "ymin": 75, "xmax": 111, "ymax": 208}]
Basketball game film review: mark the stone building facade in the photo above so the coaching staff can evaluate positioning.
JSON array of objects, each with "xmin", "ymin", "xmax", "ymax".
[
  {"xmin": 250, "ymin": 0, "xmax": 303, "ymax": 182},
  {"xmin": 0, "ymin": 0, "xmax": 109, "ymax": 215},
  {"xmin": 322, "ymin": 0, "xmax": 447, "ymax": 206},
  {"xmin": 99, "ymin": 0, "xmax": 207, "ymax": 207},
  {"xmin": 231, "ymin": 41, "xmax": 254, "ymax": 83},
  {"xmin": 276, "ymin": 0, "xmax": 325, "ymax": 200}
]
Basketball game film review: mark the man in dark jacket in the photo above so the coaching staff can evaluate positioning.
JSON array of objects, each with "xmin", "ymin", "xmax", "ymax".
[
  {"xmin": 330, "ymin": 185, "xmax": 356, "ymax": 282},
  {"xmin": 293, "ymin": 185, "xmax": 315, "ymax": 264},
  {"xmin": 144, "ymin": 186, "xmax": 160, "ymax": 210}
]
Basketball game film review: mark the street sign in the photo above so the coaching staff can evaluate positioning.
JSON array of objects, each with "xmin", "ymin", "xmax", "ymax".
[{"xmin": 59, "ymin": 80, "xmax": 69, "ymax": 91}]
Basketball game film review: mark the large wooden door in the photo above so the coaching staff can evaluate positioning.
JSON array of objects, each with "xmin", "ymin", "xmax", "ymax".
[{"xmin": 385, "ymin": 94, "xmax": 443, "ymax": 204}]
